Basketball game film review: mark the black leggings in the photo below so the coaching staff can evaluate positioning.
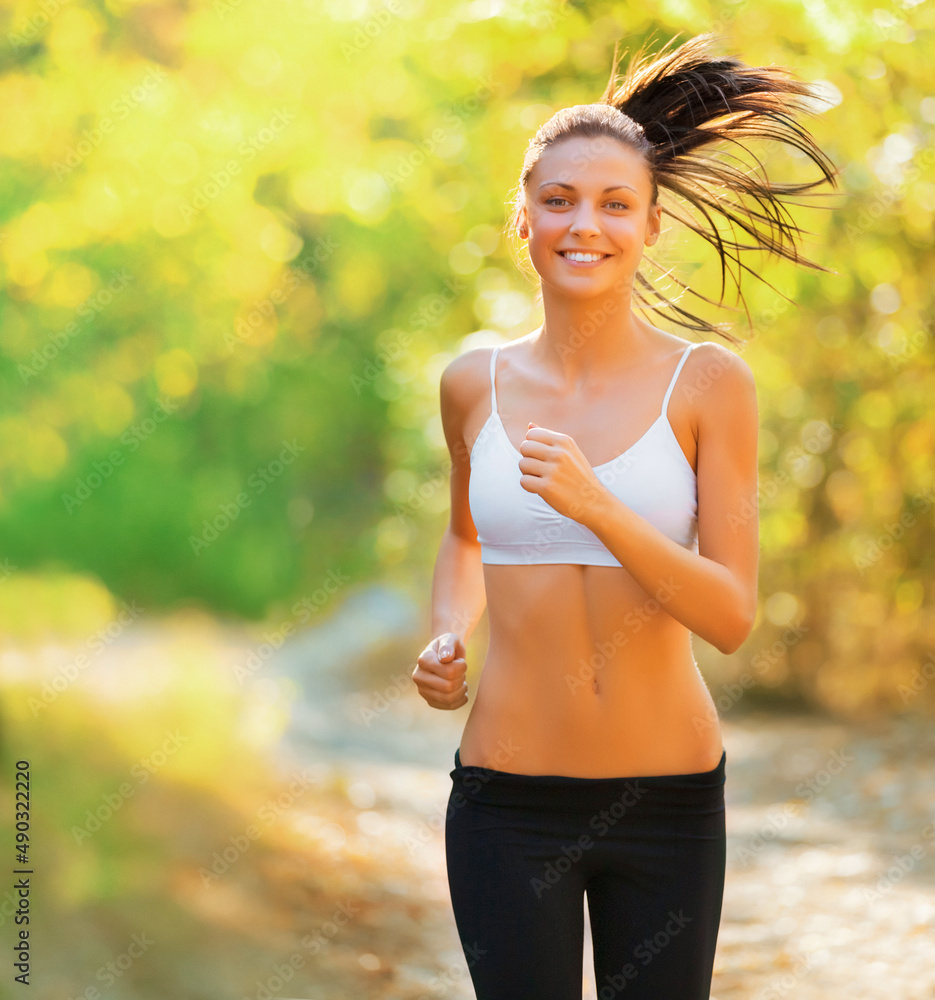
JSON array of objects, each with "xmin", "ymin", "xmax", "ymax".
[{"xmin": 445, "ymin": 746, "xmax": 726, "ymax": 1000}]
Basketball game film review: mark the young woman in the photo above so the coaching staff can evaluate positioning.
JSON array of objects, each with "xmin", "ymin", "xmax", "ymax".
[{"xmin": 412, "ymin": 33, "xmax": 835, "ymax": 1000}]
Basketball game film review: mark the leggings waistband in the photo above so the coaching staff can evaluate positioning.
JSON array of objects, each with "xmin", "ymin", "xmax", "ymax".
[{"xmin": 451, "ymin": 746, "xmax": 726, "ymax": 797}]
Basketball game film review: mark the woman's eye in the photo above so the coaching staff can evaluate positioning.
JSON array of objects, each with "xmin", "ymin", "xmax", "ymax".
[{"xmin": 544, "ymin": 197, "xmax": 629, "ymax": 209}]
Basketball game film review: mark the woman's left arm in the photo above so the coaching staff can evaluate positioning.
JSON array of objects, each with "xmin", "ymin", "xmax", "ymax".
[{"xmin": 578, "ymin": 344, "xmax": 760, "ymax": 654}]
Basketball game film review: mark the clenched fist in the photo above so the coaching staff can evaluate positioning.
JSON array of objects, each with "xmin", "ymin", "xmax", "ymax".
[{"xmin": 413, "ymin": 632, "xmax": 469, "ymax": 710}]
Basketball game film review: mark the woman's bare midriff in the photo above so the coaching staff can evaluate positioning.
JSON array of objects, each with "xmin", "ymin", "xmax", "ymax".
[{"xmin": 457, "ymin": 562, "xmax": 724, "ymax": 778}]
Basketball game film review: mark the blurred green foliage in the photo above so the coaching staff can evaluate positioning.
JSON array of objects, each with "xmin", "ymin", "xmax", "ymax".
[
  {"xmin": 0, "ymin": 4, "xmax": 934, "ymax": 998},
  {"xmin": 0, "ymin": 620, "xmax": 340, "ymax": 1000},
  {"xmin": 0, "ymin": 0, "xmax": 932, "ymax": 715}
]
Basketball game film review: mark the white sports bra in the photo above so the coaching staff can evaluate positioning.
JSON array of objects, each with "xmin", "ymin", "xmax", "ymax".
[{"xmin": 468, "ymin": 342, "xmax": 701, "ymax": 565}]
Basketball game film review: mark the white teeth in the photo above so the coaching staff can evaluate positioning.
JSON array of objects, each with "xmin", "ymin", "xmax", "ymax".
[{"xmin": 561, "ymin": 251, "xmax": 606, "ymax": 262}]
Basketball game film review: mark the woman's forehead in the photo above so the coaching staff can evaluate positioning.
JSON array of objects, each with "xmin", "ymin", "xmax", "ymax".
[{"xmin": 529, "ymin": 137, "xmax": 652, "ymax": 189}]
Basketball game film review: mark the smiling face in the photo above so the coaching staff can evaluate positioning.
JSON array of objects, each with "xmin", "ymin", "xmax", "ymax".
[{"xmin": 519, "ymin": 135, "xmax": 661, "ymax": 299}]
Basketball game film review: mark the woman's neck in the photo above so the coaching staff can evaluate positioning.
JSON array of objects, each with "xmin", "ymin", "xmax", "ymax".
[{"xmin": 530, "ymin": 287, "xmax": 655, "ymax": 384}]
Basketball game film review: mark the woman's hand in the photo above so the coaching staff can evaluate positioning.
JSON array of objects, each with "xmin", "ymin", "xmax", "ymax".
[
  {"xmin": 518, "ymin": 421, "xmax": 607, "ymax": 522},
  {"xmin": 412, "ymin": 632, "xmax": 469, "ymax": 710}
]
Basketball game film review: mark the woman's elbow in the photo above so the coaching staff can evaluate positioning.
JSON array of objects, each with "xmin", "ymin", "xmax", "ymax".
[{"xmin": 715, "ymin": 607, "xmax": 756, "ymax": 655}]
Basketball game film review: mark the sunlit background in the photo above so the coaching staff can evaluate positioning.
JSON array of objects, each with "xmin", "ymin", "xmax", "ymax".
[{"xmin": 0, "ymin": 0, "xmax": 933, "ymax": 997}]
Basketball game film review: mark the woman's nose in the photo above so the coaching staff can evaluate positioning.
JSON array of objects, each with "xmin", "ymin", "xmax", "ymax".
[{"xmin": 568, "ymin": 202, "xmax": 600, "ymax": 234}]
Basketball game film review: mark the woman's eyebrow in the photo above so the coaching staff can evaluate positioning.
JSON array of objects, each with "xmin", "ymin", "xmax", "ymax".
[{"xmin": 537, "ymin": 181, "xmax": 638, "ymax": 193}]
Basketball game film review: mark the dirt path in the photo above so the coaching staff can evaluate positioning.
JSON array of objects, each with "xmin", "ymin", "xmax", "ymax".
[
  {"xmin": 27, "ymin": 596, "xmax": 933, "ymax": 999},
  {"xmin": 267, "ymin": 627, "xmax": 935, "ymax": 999}
]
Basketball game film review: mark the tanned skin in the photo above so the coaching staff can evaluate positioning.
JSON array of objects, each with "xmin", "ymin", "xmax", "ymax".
[{"xmin": 413, "ymin": 136, "xmax": 759, "ymax": 777}]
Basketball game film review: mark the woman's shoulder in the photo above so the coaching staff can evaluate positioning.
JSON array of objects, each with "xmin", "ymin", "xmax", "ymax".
[
  {"xmin": 440, "ymin": 343, "xmax": 493, "ymax": 400},
  {"xmin": 646, "ymin": 325, "xmax": 752, "ymax": 375},
  {"xmin": 682, "ymin": 338, "xmax": 755, "ymax": 381},
  {"xmin": 440, "ymin": 334, "xmax": 531, "ymax": 393},
  {"xmin": 677, "ymin": 339, "xmax": 757, "ymax": 418},
  {"xmin": 439, "ymin": 341, "xmax": 514, "ymax": 429}
]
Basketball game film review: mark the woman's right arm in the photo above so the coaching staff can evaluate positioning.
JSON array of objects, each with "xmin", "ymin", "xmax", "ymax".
[{"xmin": 413, "ymin": 352, "xmax": 488, "ymax": 710}]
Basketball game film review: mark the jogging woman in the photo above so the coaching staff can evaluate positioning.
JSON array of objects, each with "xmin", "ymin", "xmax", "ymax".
[{"xmin": 413, "ymin": 32, "xmax": 835, "ymax": 1000}]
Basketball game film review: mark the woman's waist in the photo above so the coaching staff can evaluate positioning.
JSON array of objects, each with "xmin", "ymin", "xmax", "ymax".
[
  {"xmin": 458, "ymin": 711, "xmax": 724, "ymax": 781},
  {"xmin": 463, "ymin": 660, "xmax": 722, "ymax": 776},
  {"xmin": 470, "ymin": 665, "xmax": 716, "ymax": 732}
]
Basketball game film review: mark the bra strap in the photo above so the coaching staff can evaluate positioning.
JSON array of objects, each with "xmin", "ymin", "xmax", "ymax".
[
  {"xmin": 660, "ymin": 343, "xmax": 698, "ymax": 417},
  {"xmin": 489, "ymin": 346, "xmax": 499, "ymax": 414}
]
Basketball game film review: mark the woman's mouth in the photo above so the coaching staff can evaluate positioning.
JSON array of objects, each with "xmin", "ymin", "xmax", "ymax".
[{"xmin": 557, "ymin": 250, "xmax": 611, "ymax": 267}]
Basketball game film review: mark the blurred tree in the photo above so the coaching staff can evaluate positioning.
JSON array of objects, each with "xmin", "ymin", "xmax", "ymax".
[{"xmin": 0, "ymin": 0, "xmax": 931, "ymax": 713}]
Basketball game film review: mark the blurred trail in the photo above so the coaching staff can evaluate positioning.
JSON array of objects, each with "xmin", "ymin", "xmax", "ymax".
[
  {"xmin": 263, "ymin": 591, "xmax": 935, "ymax": 999},
  {"xmin": 18, "ymin": 595, "xmax": 933, "ymax": 999}
]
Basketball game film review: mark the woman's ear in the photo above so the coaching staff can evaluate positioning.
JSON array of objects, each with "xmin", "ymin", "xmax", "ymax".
[
  {"xmin": 518, "ymin": 205, "xmax": 529, "ymax": 240},
  {"xmin": 645, "ymin": 202, "xmax": 662, "ymax": 246}
]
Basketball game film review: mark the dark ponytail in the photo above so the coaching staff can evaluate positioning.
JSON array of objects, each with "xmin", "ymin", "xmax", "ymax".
[{"xmin": 508, "ymin": 32, "xmax": 838, "ymax": 342}]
